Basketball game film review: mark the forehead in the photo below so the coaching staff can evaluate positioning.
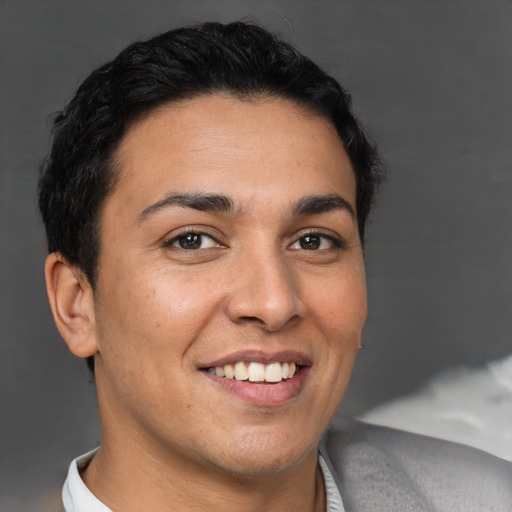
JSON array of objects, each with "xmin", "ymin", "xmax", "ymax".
[{"xmin": 109, "ymin": 94, "xmax": 356, "ymax": 216}]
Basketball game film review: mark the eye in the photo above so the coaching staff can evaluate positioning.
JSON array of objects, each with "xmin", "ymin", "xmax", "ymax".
[
  {"xmin": 166, "ymin": 232, "xmax": 219, "ymax": 250},
  {"xmin": 290, "ymin": 233, "xmax": 342, "ymax": 251}
]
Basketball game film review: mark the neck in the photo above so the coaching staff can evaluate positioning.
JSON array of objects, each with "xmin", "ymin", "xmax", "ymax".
[{"xmin": 82, "ymin": 437, "xmax": 326, "ymax": 512}]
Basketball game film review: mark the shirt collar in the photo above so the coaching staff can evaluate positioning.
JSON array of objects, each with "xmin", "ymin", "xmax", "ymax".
[
  {"xmin": 62, "ymin": 448, "xmax": 112, "ymax": 512},
  {"xmin": 319, "ymin": 453, "xmax": 346, "ymax": 512}
]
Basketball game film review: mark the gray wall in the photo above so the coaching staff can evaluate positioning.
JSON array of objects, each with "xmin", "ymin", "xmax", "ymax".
[{"xmin": 1, "ymin": 1, "xmax": 511, "ymax": 509}]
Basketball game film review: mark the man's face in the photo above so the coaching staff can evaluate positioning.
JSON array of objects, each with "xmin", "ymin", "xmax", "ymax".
[{"xmin": 91, "ymin": 94, "xmax": 367, "ymax": 475}]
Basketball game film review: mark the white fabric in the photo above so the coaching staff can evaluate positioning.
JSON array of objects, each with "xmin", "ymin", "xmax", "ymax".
[
  {"xmin": 62, "ymin": 448, "xmax": 111, "ymax": 512},
  {"xmin": 62, "ymin": 449, "xmax": 345, "ymax": 511},
  {"xmin": 319, "ymin": 453, "xmax": 345, "ymax": 512}
]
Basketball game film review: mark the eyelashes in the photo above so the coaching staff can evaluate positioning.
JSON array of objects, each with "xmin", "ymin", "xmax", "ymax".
[
  {"xmin": 289, "ymin": 232, "xmax": 345, "ymax": 251},
  {"xmin": 164, "ymin": 231, "xmax": 222, "ymax": 250},
  {"xmin": 162, "ymin": 227, "xmax": 346, "ymax": 253}
]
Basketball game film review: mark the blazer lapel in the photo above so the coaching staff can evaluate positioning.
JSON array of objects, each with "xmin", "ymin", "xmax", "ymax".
[{"xmin": 320, "ymin": 419, "xmax": 434, "ymax": 512}]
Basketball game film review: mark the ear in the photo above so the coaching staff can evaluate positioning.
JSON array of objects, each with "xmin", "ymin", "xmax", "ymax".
[{"xmin": 44, "ymin": 253, "xmax": 98, "ymax": 358}]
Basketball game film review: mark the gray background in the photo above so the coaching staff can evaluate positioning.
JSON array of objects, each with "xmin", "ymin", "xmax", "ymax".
[{"xmin": 1, "ymin": 1, "xmax": 511, "ymax": 510}]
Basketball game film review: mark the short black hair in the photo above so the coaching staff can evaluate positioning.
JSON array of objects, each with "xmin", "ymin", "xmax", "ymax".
[{"xmin": 38, "ymin": 22, "xmax": 384, "ymax": 371}]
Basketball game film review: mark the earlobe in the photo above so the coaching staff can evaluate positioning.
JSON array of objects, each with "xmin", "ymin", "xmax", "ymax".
[{"xmin": 44, "ymin": 253, "xmax": 98, "ymax": 358}]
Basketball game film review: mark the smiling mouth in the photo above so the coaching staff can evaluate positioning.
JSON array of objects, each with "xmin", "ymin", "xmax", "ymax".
[{"xmin": 203, "ymin": 361, "xmax": 302, "ymax": 383}]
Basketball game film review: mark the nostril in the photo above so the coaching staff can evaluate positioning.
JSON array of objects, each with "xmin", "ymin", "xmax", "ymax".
[
  {"xmin": 237, "ymin": 315, "xmax": 266, "ymax": 324},
  {"xmin": 236, "ymin": 313, "xmax": 301, "ymax": 332}
]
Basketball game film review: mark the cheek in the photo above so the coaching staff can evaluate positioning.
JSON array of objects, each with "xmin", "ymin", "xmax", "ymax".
[
  {"xmin": 95, "ymin": 264, "xmax": 222, "ymax": 366},
  {"xmin": 92, "ymin": 271, "xmax": 212, "ymax": 415},
  {"xmin": 142, "ymin": 268, "xmax": 224, "ymax": 336},
  {"xmin": 310, "ymin": 265, "xmax": 367, "ymax": 337},
  {"xmin": 306, "ymin": 264, "xmax": 366, "ymax": 404}
]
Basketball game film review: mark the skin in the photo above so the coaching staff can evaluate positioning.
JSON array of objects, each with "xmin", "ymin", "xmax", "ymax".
[{"xmin": 45, "ymin": 94, "xmax": 367, "ymax": 512}]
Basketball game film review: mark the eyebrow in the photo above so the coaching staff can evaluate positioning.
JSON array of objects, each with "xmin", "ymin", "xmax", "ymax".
[
  {"xmin": 139, "ymin": 193, "xmax": 234, "ymax": 222},
  {"xmin": 292, "ymin": 194, "xmax": 355, "ymax": 218},
  {"xmin": 138, "ymin": 192, "xmax": 354, "ymax": 222}
]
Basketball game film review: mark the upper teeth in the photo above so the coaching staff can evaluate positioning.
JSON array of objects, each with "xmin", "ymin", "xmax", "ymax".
[{"xmin": 207, "ymin": 362, "xmax": 297, "ymax": 383}]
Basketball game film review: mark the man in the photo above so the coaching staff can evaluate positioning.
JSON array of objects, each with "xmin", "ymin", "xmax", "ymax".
[{"xmin": 38, "ymin": 22, "xmax": 511, "ymax": 512}]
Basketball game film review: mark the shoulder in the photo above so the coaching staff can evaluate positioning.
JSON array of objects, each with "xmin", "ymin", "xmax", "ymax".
[{"xmin": 321, "ymin": 417, "xmax": 512, "ymax": 512}]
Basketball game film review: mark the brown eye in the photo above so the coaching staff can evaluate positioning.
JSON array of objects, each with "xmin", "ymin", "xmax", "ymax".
[
  {"xmin": 299, "ymin": 235, "xmax": 321, "ymax": 250},
  {"xmin": 290, "ymin": 232, "xmax": 343, "ymax": 251},
  {"xmin": 166, "ymin": 232, "xmax": 219, "ymax": 250},
  {"xmin": 178, "ymin": 233, "xmax": 202, "ymax": 249}
]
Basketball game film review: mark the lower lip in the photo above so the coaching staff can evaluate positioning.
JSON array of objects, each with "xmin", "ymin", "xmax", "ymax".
[{"xmin": 202, "ymin": 367, "xmax": 309, "ymax": 406}]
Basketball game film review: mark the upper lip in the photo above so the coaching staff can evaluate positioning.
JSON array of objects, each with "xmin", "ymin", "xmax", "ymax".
[{"xmin": 199, "ymin": 349, "xmax": 312, "ymax": 369}]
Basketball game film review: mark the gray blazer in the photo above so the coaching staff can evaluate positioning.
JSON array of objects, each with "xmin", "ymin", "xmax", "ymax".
[{"xmin": 321, "ymin": 417, "xmax": 512, "ymax": 512}]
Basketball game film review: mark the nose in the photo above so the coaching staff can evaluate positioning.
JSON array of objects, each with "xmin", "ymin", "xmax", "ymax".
[{"xmin": 225, "ymin": 249, "xmax": 305, "ymax": 332}]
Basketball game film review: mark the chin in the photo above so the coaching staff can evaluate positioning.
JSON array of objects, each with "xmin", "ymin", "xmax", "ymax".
[
  {"xmin": 198, "ymin": 428, "xmax": 319, "ymax": 478},
  {"xmin": 210, "ymin": 450, "xmax": 312, "ymax": 479}
]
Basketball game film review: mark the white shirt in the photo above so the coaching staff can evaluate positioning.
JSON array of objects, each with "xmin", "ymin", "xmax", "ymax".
[{"xmin": 62, "ymin": 449, "xmax": 345, "ymax": 512}]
